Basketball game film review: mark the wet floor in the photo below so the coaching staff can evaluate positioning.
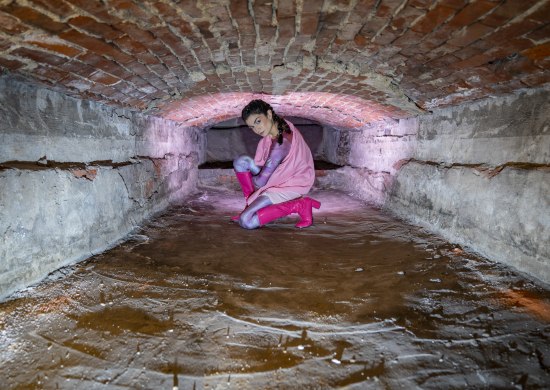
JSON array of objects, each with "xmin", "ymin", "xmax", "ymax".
[{"xmin": 1, "ymin": 188, "xmax": 549, "ymax": 389}]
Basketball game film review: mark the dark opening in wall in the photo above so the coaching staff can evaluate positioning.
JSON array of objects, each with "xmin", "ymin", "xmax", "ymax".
[{"xmin": 199, "ymin": 116, "xmax": 343, "ymax": 170}]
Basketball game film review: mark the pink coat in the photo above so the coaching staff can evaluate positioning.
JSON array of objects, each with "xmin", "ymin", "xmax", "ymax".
[{"xmin": 247, "ymin": 120, "xmax": 315, "ymax": 204}]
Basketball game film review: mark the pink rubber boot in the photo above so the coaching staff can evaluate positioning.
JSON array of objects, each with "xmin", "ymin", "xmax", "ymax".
[
  {"xmin": 257, "ymin": 197, "xmax": 321, "ymax": 228},
  {"xmin": 235, "ymin": 171, "xmax": 254, "ymax": 200},
  {"xmin": 232, "ymin": 171, "xmax": 255, "ymax": 221}
]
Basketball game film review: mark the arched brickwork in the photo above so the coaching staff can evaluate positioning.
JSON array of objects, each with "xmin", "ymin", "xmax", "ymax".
[
  {"xmin": 0, "ymin": 0, "xmax": 548, "ymax": 124},
  {"xmin": 163, "ymin": 91, "xmax": 397, "ymax": 129}
]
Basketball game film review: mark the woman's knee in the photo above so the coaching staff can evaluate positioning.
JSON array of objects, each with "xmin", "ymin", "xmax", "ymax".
[
  {"xmin": 233, "ymin": 155, "xmax": 250, "ymax": 172},
  {"xmin": 239, "ymin": 212, "xmax": 260, "ymax": 229}
]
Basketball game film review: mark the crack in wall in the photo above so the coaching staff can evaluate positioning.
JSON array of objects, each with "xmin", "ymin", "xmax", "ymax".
[
  {"xmin": 395, "ymin": 159, "xmax": 550, "ymax": 178},
  {"xmin": 0, "ymin": 152, "xmax": 197, "ymax": 172},
  {"xmin": 0, "ymin": 159, "xmax": 133, "ymax": 171}
]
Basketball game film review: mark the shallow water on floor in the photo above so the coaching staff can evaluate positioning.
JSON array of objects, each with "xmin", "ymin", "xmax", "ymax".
[{"xmin": 1, "ymin": 188, "xmax": 549, "ymax": 389}]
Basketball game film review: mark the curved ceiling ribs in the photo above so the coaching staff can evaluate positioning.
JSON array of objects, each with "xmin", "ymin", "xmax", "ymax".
[
  {"xmin": 0, "ymin": 0, "xmax": 548, "ymax": 127},
  {"xmin": 163, "ymin": 91, "xmax": 393, "ymax": 130}
]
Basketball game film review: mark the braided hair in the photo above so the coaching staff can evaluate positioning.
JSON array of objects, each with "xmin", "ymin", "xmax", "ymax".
[{"xmin": 241, "ymin": 99, "xmax": 291, "ymax": 145}]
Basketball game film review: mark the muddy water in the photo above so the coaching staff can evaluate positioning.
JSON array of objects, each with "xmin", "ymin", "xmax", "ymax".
[{"xmin": 1, "ymin": 188, "xmax": 549, "ymax": 389}]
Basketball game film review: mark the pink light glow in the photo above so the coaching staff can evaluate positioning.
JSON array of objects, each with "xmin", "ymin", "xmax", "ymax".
[{"xmin": 163, "ymin": 92, "xmax": 391, "ymax": 129}]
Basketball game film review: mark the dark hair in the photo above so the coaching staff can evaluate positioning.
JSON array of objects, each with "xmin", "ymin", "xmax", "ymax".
[{"xmin": 241, "ymin": 99, "xmax": 291, "ymax": 145}]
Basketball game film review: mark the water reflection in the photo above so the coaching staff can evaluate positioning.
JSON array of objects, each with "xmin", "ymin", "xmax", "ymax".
[{"xmin": 0, "ymin": 189, "xmax": 549, "ymax": 389}]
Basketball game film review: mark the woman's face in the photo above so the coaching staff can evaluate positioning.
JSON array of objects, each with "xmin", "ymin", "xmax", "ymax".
[{"xmin": 245, "ymin": 110, "xmax": 276, "ymax": 138}]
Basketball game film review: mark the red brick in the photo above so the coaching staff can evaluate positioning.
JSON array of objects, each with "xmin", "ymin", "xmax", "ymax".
[
  {"xmin": 276, "ymin": 16, "xmax": 295, "ymax": 41},
  {"xmin": 77, "ymin": 52, "xmax": 130, "ymax": 79},
  {"xmin": 59, "ymin": 60, "xmax": 96, "ymax": 78},
  {"xmin": 302, "ymin": 1, "xmax": 324, "ymax": 14},
  {"xmin": 408, "ymin": 0, "xmax": 436, "ymax": 10},
  {"xmin": 0, "ymin": 11, "xmax": 29, "ymax": 34},
  {"xmin": 171, "ymin": 1, "xmax": 200, "ymax": 18},
  {"xmin": 450, "ymin": 51, "xmax": 494, "ymax": 69},
  {"xmin": 68, "ymin": 0, "xmax": 120, "ymax": 24},
  {"xmin": 277, "ymin": 0, "xmax": 296, "ymax": 17},
  {"xmin": 150, "ymin": 26, "xmax": 188, "ymax": 57},
  {"xmin": 68, "ymin": 16, "xmax": 124, "ymax": 41},
  {"xmin": 471, "ymin": 35, "xmax": 532, "ymax": 55},
  {"xmin": 71, "ymin": 168, "xmax": 97, "ymax": 181},
  {"xmin": 114, "ymin": 35, "xmax": 148, "ymax": 55},
  {"xmin": 484, "ymin": 55, "xmax": 527, "ymax": 77},
  {"xmin": 259, "ymin": 25, "xmax": 277, "ymax": 42},
  {"xmin": 411, "ymin": 5, "xmax": 456, "ymax": 34},
  {"xmin": 108, "ymin": 0, "xmax": 160, "ymax": 25},
  {"xmin": 452, "ymin": 45, "xmax": 485, "ymax": 60},
  {"xmin": 324, "ymin": 10, "xmax": 348, "ymax": 26},
  {"xmin": 0, "ymin": 41, "xmax": 10, "ymax": 54},
  {"xmin": 392, "ymin": 28, "xmax": 424, "ymax": 47},
  {"xmin": 483, "ymin": 20, "xmax": 542, "ymax": 46},
  {"xmin": 427, "ymin": 53, "xmax": 460, "ymax": 68},
  {"xmin": 373, "ymin": 30, "xmax": 398, "ymax": 45},
  {"xmin": 521, "ymin": 70, "xmax": 550, "ymax": 86},
  {"xmin": 349, "ymin": 0, "xmax": 377, "ymax": 23},
  {"xmin": 89, "ymin": 70, "xmax": 120, "ymax": 86},
  {"xmin": 465, "ymin": 66, "xmax": 509, "ymax": 84},
  {"xmin": 28, "ymin": 0, "xmax": 74, "ymax": 19},
  {"xmin": 11, "ymin": 47, "xmax": 67, "ymax": 66},
  {"xmin": 391, "ymin": 6, "xmax": 424, "ymax": 31},
  {"xmin": 228, "ymin": 1, "xmax": 249, "ymax": 19},
  {"xmin": 0, "ymin": 56, "xmax": 24, "ymax": 71},
  {"xmin": 196, "ymin": 21, "xmax": 214, "ymax": 39},
  {"xmin": 534, "ymin": 58, "xmax": 550, "ymax": 71},
  {"xmin": 359, "ymin": 15, "xmax": 387, "ymax": 38},
  {"xmin": 3, "ymin": 4, "xmax": 67, "ymax": 33},
  {"xmin": 526, "ymin": 1, "xmax": 550, "ymax": 23},
  {"xmin": 253, "ymin": 0, "xmax": 273, "ymax": 26},
  {"xmin": 447, "ymin": 0, "xmax": 500, "ymax": 28},
  {"xmin": 522, "ymin": 42, "xmax": 550, "ymax": 61},
  {"xmin": 481, "ymin": 0, "xmax": 540, "ymax": 27},
  {"xmin": 148, "ymin": 62, "xmax": 172, "ymax": 77},
  {"xmin": 135, "ymin": 51, "xmax": 159, "ymax": 66},
  {"xmin": 525, "ymin": 24, "xmax": 550, "ymax": 43},
  {"xmin": 33, "ymin": 64, "xmax": 66, "ymax": 81},
  {"xmin": 25, "ymin": 40, "xmax": 81, "ymax": 57},
  {"xmin": 115, "ymin": 22, "xmax": 158, "ymax": 47},
  {"xmin": 125, "ymin": 60, "xmax": 150, "ymax": 76},
  {"xmin": 59, "ymin": 29, "xmax": 134, "ymax": 64},
  {"xmin": 151, "ymin": 3, "xmax": 193, "ymax": 35},
  {"xmin": 448, "ymin": 22, "xmax": 493, "ymax": 47},
  {"xmin": 376, "ymin": 0, "xmax": 405, "ymax": 18},
  {"xmin": 301, "ymin": 13, "xmax": 319, "ymax": 35}
]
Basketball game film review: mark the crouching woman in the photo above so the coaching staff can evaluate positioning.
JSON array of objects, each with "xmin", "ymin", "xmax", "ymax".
[{"xmin": 232, "ymin": 99, "xmax": 320, "ymax": 229}]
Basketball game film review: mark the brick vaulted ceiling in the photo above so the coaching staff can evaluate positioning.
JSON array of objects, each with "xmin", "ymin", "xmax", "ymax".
[{"xmin": 0, "ymin": 0, "xmax": 548, "ymax": 128}]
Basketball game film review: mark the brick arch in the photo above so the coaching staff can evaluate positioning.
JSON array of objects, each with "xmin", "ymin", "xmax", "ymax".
[
  {"xmin": 164, "ymin": 92, "xmax": 396, "ymax": 130},
  {"xmin": 0, "ymin": 0, "xmax": 547, "ymax": 121}
]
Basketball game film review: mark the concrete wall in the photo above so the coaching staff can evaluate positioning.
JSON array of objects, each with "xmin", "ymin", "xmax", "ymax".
[
  {"xmin": 0, "ymin": 76, "xmax": 203, "ymax": 301},
  {"xmin": 316, "ymin": 118, "xmax": 418, "ymax": 205},
  {"xmin": 319, "ymin": 87, "xmax": 549, "ymax": 285},
  {"xmin": 387, "ymin": 87, "xmax": 549, "ymax": 285}
]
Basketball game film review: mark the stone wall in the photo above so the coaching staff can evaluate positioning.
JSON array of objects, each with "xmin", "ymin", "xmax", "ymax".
[
  {"xmin": 319, "ymin": 87, "xmax": 549, "ymax": 285},
  {"xmin": 0, "ymin": 76, "xmax": 203, "ymax": 301},
  {"xmin": 387, "ymin": 87, "xmax": 550, "ymax": 285},
  {"xmin": 316, "ymin": 118, "xmax": 418, "ymax": 205}
]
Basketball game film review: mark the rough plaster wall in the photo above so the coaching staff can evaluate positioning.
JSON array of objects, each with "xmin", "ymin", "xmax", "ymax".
[
  {"xmin": 0, "ymin": 76, "xmax": 202, "ymax": 301},
  {"xmin": 387, "ymin": 87, "xmax": 550, "ymax": 285},
  {"xmin": 317, "ymin": 118, "xmax": 418, "ymax": 205}
]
